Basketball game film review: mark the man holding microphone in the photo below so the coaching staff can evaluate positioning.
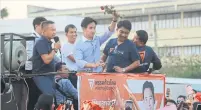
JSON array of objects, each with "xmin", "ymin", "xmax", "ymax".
[{"xmin": 32, "ymin": 20, "xmax": 61, "ymax": 95}]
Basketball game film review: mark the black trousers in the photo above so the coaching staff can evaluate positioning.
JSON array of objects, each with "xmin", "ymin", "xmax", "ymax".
[
  {"xmin": 68, "ymin": 73, "xmax": 78, "ymax": 110},
  {"xmin": 26, "ymin": 78, "xmax": 41, "ymax": 110}
]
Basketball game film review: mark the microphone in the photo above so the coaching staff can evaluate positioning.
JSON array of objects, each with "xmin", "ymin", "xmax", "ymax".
[
  {"xmin": 147, "ymin": 63, "xmax": 153, "ymax": 74},
  {"xmin": 54, "ymin": 36, "xmax": 60, "ymax": 43}
]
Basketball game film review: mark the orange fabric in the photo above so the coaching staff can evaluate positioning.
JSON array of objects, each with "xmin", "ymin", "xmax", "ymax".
[
  {"xmin": 81, "ymin": 100, "xmax": 102, "ymax": 110},
  {"xmin": 195, "ymin": 92, "xmax": 201, "ymax": 102},
  {"xmin": 56, "ymin": 104, "xmax": 66, "ymax": 110}
]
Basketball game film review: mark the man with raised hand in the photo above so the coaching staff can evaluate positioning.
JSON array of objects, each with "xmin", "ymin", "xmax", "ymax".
[{"xmin": 74, "ymin": 12, "xmax": 119, "ymax": 72}]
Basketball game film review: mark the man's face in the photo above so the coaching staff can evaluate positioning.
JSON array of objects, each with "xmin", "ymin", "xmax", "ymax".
[
  {"xmin": 42, "ymin": 24, "xmax": 56, "ymax": 39},
  {"xmin": 58, "ymin": 65, "xmax": 69, "ymax": 78},
  {"xmin": 143, "ymin": 88, "xmax": 155, "ymax": 110},
  {"xmin": 66, "ymin": 28, "xmax": 77, "ymax": 44},
  {"xmin": 177, "ymin": 97, "xmax": 185, "ymax": 105},
  {"xmin": 83, "ymin": 22, "xmax": 96, "ymax": 39},
  {"xmin": 166, "ymin": 102, "xmax": 174, "ymax": 106},
  {"xmin": 133, "ymin": 34, "xmax": 141, "ymax": 46},
  {"xmin": 116, "ymin": 27, "xmax": 130, "ymax": 42}
]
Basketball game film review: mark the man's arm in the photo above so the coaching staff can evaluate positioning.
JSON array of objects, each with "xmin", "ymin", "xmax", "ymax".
[
  {"xmin": 151, "ymin": 50, "xmax": 162, "ymax": 70},
  {"xmin": 62, "ymin": 45, "xmax": 76, "ymax": 62},
  {"xmin": 74, "ymin": 45, "xmax": 99, "ymax": 69},
  {"xmin": 115, "ymin": 44, "xmax": 140, "ymax": 72},
  {"xmin": 62, "ymin": 79, "xmax": 78, "ymax": 100},
  {"xmin": 68, "ymin": 55, "xmax": 75, "ymax": 62},
  {"xmin": 41, "ymin": 51, "xmax": 56, "ymax": 64},
  {"xmin": 101, "ymin": 39, "xmax": 111, "ymax": 62},
  {"xmin": 99, "ymin": 12, "xmax": 119, "ymax": 45},
  {"xmin": 101, "ymin": 54, "xmax": 108, "ymax": 62},
  {"xmin": 125, "ymin": 44, "xmax": 140, "ymax": 72},
  {"xmin": 124, "ymin": 61, "xmax": 140, "ymax": 72},
  {"xmin": 36, "ymin": 41, "xmax": 56, "ymax": 64}
]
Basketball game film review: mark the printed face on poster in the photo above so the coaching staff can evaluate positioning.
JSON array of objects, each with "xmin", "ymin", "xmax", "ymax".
[{"xmin": 78, "ymin": 73, "xmax": 165, "ymax": 110}]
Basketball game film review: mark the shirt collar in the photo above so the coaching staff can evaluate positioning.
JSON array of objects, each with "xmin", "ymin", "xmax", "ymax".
[
  {"xmin": 136, "ymin": 45, "xmax": 146, "ymax": 51},
  {"xmin": 41, "ymin": 36, "xmax": 52, "ymax": 44},
  {"xmin": 33, "ymin": 31, "xmax": 41, "ymax": 37},
  {"xmin": 82, "ymin": 36, "xmax": 95, "ymax": 42},
  {"xmin": 66, "ymin": 40, "xmax": 74, "ymax": 45}
]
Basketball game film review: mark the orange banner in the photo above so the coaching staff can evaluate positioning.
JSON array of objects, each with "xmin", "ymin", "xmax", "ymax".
[{"xmin": 78, "ymin": 73, "xmax": 165, "ymax": 110}]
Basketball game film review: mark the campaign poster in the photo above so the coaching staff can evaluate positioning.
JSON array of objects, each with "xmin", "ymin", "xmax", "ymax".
[{"xmin": 78, "ymin": 73, "xmax": 165, "ymax": 110}]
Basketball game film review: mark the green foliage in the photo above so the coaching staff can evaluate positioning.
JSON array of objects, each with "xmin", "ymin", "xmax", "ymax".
[
  {"xmin": 1, "ymin": 8, "xmax": 9, "ymax": 19},
  {"xmin": 160, "ymin": 55, "xmax": 201, "ymax": 79}
]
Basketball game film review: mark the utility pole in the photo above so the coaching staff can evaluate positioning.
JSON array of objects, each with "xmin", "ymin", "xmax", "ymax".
[{"xmin": 153, "ymin": 16, "xmax": 159, "ymax": 55}]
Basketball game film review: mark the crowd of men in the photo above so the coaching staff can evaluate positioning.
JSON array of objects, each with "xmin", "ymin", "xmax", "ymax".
[
  {"xmin": 162, "ymin": 88, "xmax": 201, "ymax": 110},
  {"xmin": 29, "ymin": 11, "xmax": 162, "ymax": 110}
]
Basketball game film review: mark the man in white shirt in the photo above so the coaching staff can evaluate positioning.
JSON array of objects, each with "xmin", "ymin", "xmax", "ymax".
[
  {"xmin": 61, "ymin": 24, "xmax": 78, "ymax": 110},
  {"xmin": 31, "ymin": 17, "xmax": 47, "ymax": 39},
  {"xmin": 61, "ymin": 24, "xmax": 77, "ymax": 71}
]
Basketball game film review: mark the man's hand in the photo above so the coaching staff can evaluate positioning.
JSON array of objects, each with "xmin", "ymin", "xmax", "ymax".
[
  {"xmin": 91, "ymin": 61, "xmax": 105, "ymax": 68},
  {"xmin": 112, "ymin": 11, "xmax": 120, "ymax": 21},
  {"xmin": 91, "ymin": 63, "xmax": 100, "ymax": 68},
  {"xmin": 54, "ymin": 42, "xmax": 61, "ymax": 49},
  {"xmin": 113, "ymin": 66, "xmax": 123, "ymax": 73},
  {"xmin": 112, "ymin": 86, "xmax": 124, "ymax": 109},
  {"xmin": 99, "ymin": 60, "xmax": 105, "ymax": 67}
]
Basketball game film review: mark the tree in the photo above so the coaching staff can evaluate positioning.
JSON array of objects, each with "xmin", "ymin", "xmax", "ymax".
[
  {"xmin": 1, "ymin": 8, "xmax": 9, "ymax": 19},
  {"xmin": 160, "ymin": 55, "xmax": 201, "ymax": 79}
]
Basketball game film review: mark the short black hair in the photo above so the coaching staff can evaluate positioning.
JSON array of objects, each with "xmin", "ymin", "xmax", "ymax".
[
  {"xmin": 65, "ymin": 24, "xmax": 77, "ymax": 33},
  {"xmin": 166, "ymin": 99, "xmax": 177, "ymax": 106},
  {"xmin": 142, "ymin": 81, "xmax": 155, "ymax": 103},
  {"xmin": 136, "ymin": 30, "xmax": 148, "ymax": 44},
  {"xmin": 34, "ymin": 94, "xmax": 54, "ymax": 110},
  {"xmin": 193, "ymin": 89, "xmax": 197, "ymax": 93},
  {"xmin": 33, "ymin": 17, "xmax": 47, "ymax": 29},
  {"xmin": 117, "ymin": 20, "xmax": 132, "ymax": 31},
  {"xmin": 177, "ymin": 95, "xmax": 186, "ymax": 100},
  {"xmin": 81, "ymin": 17, "xmax": 97, "ymax": 28},
  {"xmin": 125, "ymin": 106, "xmax": 132, "ymax": 110},
  {"xmin": 41, "ymin": 20, "xmax": 54, "ymax": 29},
  {"xmin": 55, "ymin": 62, "xmax": 66, "ymax": 71}
]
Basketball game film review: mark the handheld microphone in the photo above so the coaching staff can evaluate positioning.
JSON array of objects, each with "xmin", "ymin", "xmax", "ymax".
[
  {"xmin": 54, "ymin": 36, "xmax": 60, "ymax": 43},
  {"xmin": 147, "ymin": 63, "xmax": 153, "ymax": 74}
]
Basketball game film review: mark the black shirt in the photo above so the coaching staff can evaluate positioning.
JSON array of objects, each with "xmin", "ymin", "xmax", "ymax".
[
  {"xmin": 133, "ymin": 45, "xmax": 162, "ymax": 73},
  {"xmin": 32, "ymin": 36, "xmax": 55, "ymax": 74},
  {"xmin": 103, "ymin": 38, "xmax": 139, "ymax": 73}
]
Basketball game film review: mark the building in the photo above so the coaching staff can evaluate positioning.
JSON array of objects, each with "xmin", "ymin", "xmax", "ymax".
[
  {"xmin": 27, "ymin": 0, "xmax": 201, "ymax": 57},
  {"xmin": 0, "ymin": 16, "xmax": 84, "ymax": 45}
]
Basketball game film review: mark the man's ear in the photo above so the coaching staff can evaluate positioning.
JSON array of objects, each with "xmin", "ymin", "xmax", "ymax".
[{"xmin": 35, "ymin": 24, "xmax": 41, "ymax": 29}]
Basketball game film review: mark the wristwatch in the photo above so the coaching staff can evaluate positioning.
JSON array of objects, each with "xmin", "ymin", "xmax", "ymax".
[
  {"xmin": 52, "ymin": 48, "xmax": 58, "ymax": 53},
  {"xmin": 122, "ymin": 68, "xmax": 126, "ymax": 72}
]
